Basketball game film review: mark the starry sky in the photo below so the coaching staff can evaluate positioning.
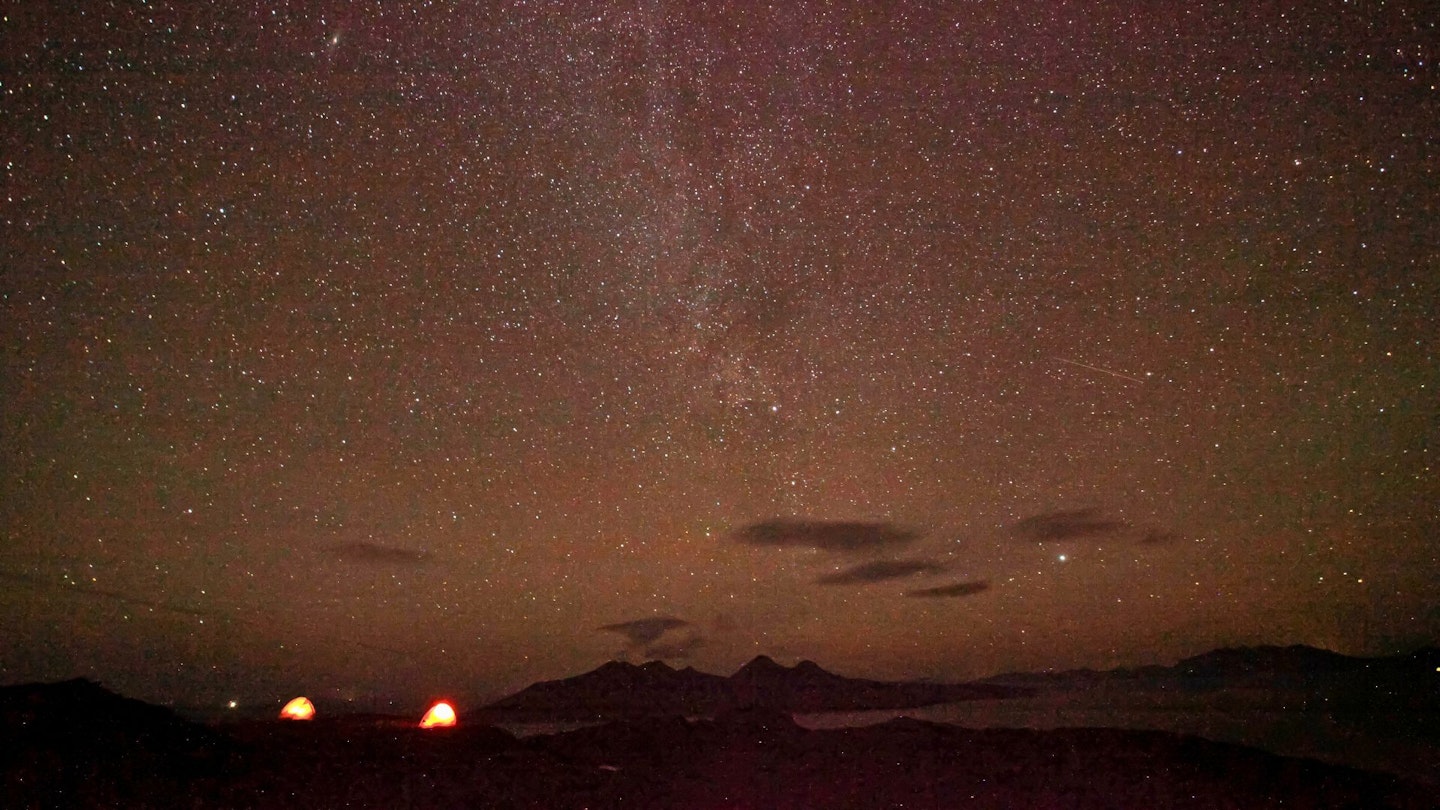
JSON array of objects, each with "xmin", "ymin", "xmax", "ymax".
[{"xmin": 2, "ymin": 1, "xmax": 1437, "ymax": 710}]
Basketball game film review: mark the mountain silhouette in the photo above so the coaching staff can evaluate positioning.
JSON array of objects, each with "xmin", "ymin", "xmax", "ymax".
[
  {"xmin": 981, "ymin": 644, "xmax": 1436, "ymax": 690},
  {"xmin": 481, "ymin": 659, "xmax": 730, "ymax": 720},
  {"xmin": 1174, "ymin": 644, "xmax": 1365, "ymax": 677},
  {"xmin": 479, "ymin": 655, "xmax": 1024, "ymax": 720}
]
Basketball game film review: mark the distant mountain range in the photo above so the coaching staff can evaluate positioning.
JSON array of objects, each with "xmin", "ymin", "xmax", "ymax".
[
  {"xmin": 477, "ymin": 645, "xmax": 1440, "ymax": 721},
  {"xmin": 477, "ymin": 655, "xmax": 1023, "ymax": 720},
  {"xmin": 980, "ymin": 644, "xmax": 1440, "ymax": 688}
]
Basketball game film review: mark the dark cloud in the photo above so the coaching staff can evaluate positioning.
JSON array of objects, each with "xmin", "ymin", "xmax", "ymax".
[
  {"xmin": 598, "ymin": 616, "xmax": 691, "ymax": 646},
  {"xmin": 906, "ymin": 580, "xmax": 991, "ymax": 599},
  {"xmin": 816, "ymin": 559, "xmax": 945, "ymax": 586},
  {"xmin": 731, "ymin": 519, "xmax": 921, "ymax": 553},
  {"xmin": 600, "ymin": 617, "xmax": 703, "ymax": 662},
  {"xmin": 1011, "ymin": 509, "xmax": 1129, "ymax": 542},
  {"xmin": 322, "ymin": 541, "xmax": 429, "ymax": 564}
]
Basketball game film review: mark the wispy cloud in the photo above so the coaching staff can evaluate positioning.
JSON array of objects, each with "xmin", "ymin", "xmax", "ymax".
[
  {"xmin": 1011, "ymin": 509, "xmax": 1128, "ymax": 542},
  {"xmin": 598, "ymin": 616, "xmax": 690, "ymax": 645},
  {"xmin": 816, "ymin": 559, "xmax": 945, "ymax": 585},
  {"xmin": 731, "ymin": 519, "xmax": 921, "ymax": 553},
  {"xmin": 906, "ymin": 580, "xmax": 991, "ymax": 599},
  {"xmin": 321, "ymin": 541, "xmax": 429, "ymax": 564}
]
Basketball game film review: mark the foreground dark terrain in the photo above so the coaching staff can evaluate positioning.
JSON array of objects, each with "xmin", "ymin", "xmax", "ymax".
[{"xmin": 2, "ymin": 679, "xmax": 1435, "ymax": 809}]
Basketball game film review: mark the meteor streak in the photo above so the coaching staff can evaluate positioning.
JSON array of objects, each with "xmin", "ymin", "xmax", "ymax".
[{"xmin": 1054, "ymin": 357, "xmax": 1145, "ymax": 383}]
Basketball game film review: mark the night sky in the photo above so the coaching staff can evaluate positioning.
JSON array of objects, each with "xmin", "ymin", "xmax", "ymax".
[{"xmin": 3, "ymin": 1, "xmax": 1437, "ymax": 711}]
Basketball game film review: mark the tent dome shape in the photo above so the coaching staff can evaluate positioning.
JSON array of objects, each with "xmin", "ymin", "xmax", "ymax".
[
  {"xmin": 419, "ymin": 700, "xmax": 456, "ymax": 728},
  {"xmin": 279, "ymin": 696, "xmax": 316, "ymax": 720}
]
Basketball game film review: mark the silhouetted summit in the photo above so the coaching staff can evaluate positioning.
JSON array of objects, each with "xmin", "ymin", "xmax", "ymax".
[
  {"xmin": 729, "ymin": 655, "xmax": 844, "ymax": 684},
  {"xmin": 731, "ymin": 653, "xmax": 786, "ymax": 677},
  {"xmin": 482, "ymin": 656, "xmax": 1023, "ymax": 720},
  {"xmin": 480, "ymin": 659, "xmax": 728, "ymax": 720}
]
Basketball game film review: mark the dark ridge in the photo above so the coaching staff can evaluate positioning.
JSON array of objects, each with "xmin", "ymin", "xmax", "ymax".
[
  {"xmin": 0, "ymin": 678, "xmax": 230, "ymax": 754},
  {"xmin": 1174, "ymin": 644, "xmax": 1365, "ymax": 676},
  {"xmin": 981, "ymin": 644, "xmax": 1435, "ymax": 686},
  {"xmin": 0, "ymin": 678, "xmax": 236, "ymax": 807}
]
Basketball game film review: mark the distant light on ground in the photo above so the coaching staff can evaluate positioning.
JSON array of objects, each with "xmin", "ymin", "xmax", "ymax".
[
  {"xmin": 227, "ymin": 700, "xmax": 238, "ymax": 709},
  {"xmin": 420, "ymin": 701, "xmax": 457, "ymax": 728},
  {"xmin": 280, "ymin": 696, "xmax": 316, "ymax": 720}
]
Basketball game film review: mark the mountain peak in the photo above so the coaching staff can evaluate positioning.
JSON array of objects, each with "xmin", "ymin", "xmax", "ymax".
[
  {"xmin": 593, "ymin": 659, "xmax": 642, "ymax": 674},
  {"xmin": 485, "ymin": 654, "xmax": 1027, "ymax": 718},
  {"xmin": 733, "ymin": 655, "xmax": 789, "ymax": 678}
]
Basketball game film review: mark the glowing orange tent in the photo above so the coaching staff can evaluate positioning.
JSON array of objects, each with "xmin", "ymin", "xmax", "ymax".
[
  {"xmin": 419, "ymin": 701, "xmax": 456, "ymax": 728},
  {"xmin": 279, "ymin": 696, "xmax": 316, "ymax": 720}
]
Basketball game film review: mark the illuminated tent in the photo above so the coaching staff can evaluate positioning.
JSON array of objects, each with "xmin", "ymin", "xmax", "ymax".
[
  {"xmin": 419, "ymin": 701, "xmax": 456, "ymax": 728},
  {"xmin": 279, "ymin": 696, "xmax": 316, "ymax": 720}
]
